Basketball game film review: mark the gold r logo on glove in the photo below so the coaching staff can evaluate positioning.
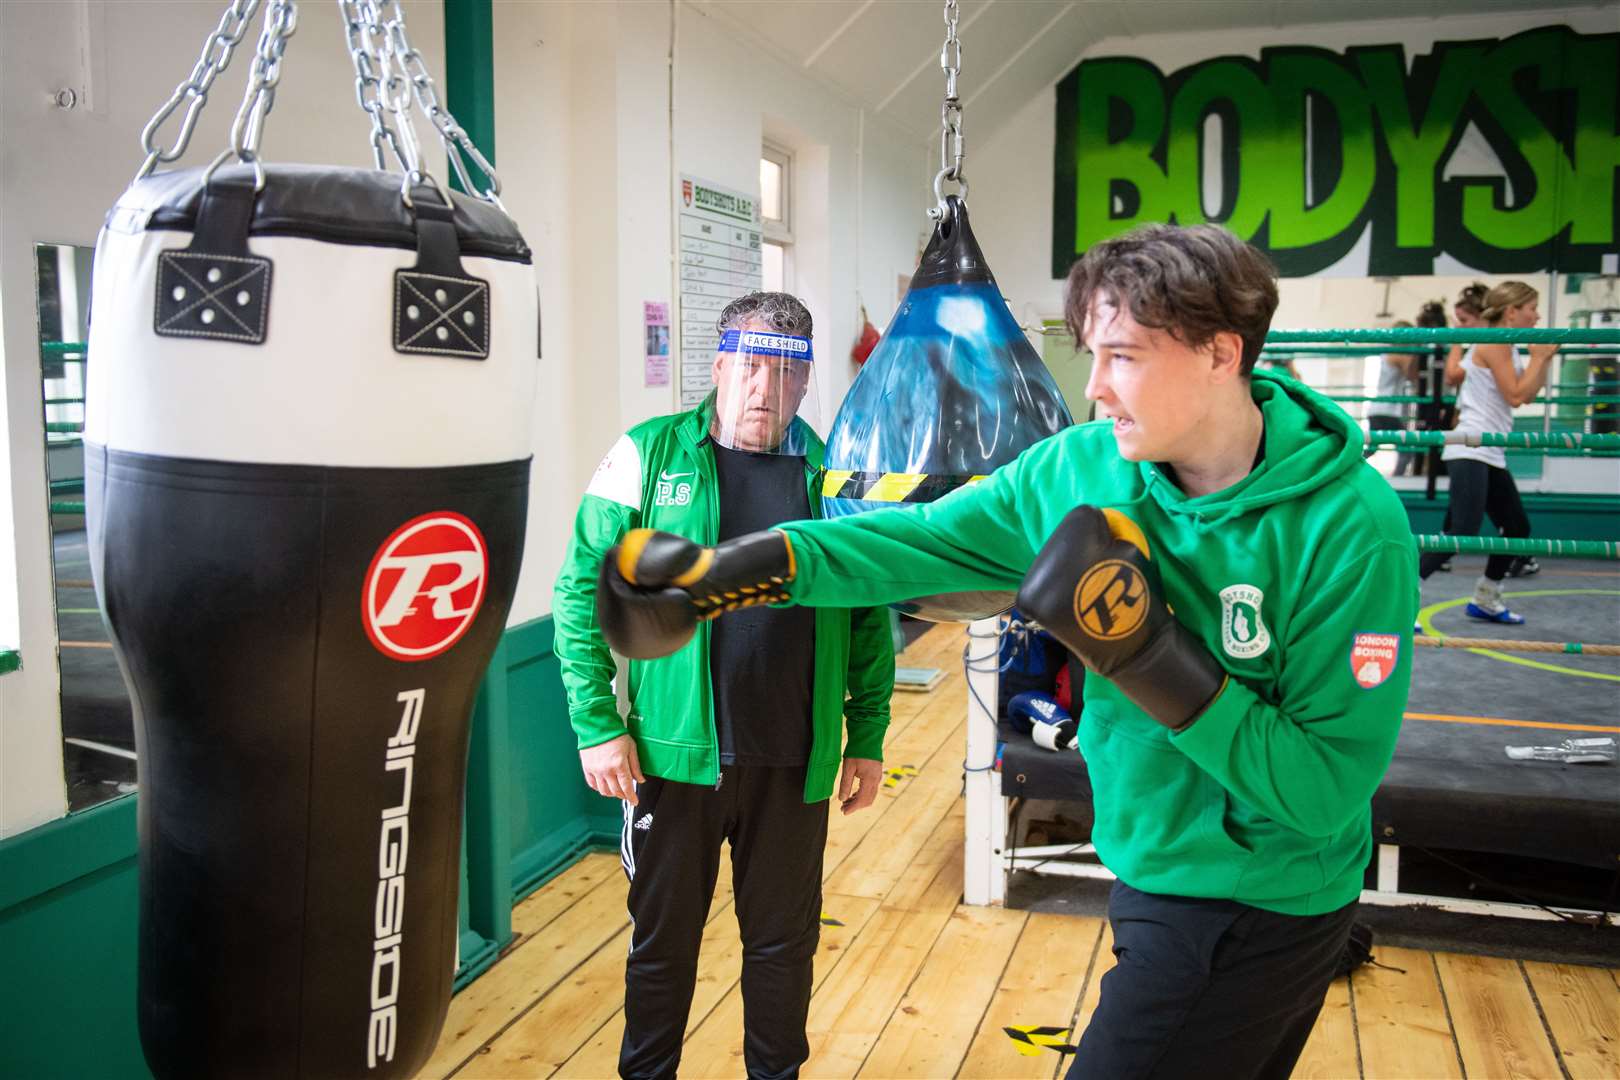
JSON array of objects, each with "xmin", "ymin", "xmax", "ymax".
[{"xmin": 1074, "ymin": 559, "xmax": 1148, "ymax": 640}]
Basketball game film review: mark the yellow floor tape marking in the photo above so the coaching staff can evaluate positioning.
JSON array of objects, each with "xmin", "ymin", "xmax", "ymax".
[
  {"xmin": 882, "ymin": 765, "xmax": 919, "ymax": 788},
  {"xmin": 1003, "ymin": 1025, "xmax": 1076, "ymax": 1057},
  {"xmin": 1417, "ymin": 588, "xmax": 1620, "ymax": 683}
]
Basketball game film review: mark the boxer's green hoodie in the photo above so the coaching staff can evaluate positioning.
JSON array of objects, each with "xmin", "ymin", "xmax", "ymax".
[{"xmin": 780, "ymin": 371, "xmax": 1417, "ymax": 915}]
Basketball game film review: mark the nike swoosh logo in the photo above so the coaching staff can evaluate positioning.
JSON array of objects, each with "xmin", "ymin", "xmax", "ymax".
[{"xmin": 659, "ymin": 471, "xmax": 694, "ymax": 481}]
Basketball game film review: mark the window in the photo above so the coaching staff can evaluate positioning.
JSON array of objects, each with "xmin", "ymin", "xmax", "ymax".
[
  {"xmin": 761, "ymin": 241, "xmax": 787, "ymax": 292},
  {"xmin": 760, "ymin": 144, "xmax": 793, "ymax": 292}
]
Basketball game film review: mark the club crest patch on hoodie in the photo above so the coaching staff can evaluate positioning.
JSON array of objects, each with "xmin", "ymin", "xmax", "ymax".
[{"xmin": 1220, "ymin": 584, "xmax": 1271, "ymax": 659}]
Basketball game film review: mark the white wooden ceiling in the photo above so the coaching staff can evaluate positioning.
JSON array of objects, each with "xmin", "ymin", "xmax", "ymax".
[{"xmin": 688, "ymin": 0, "xmax": 1604, "ymax": 140}]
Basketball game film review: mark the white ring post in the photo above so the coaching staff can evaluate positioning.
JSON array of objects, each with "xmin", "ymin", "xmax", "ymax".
[{"xmin": 963, "ymin": 617, "xmax": 1005, "ymax": 906}]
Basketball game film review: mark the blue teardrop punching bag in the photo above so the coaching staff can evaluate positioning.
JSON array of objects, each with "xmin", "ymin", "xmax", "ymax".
[
  {"xmin": 823, "ymin": 195, "xmax": 1072, "ymax": 620},
  {"xmin": 83, "ymin": 7, "xmax": 534, "ymax": 1077}
]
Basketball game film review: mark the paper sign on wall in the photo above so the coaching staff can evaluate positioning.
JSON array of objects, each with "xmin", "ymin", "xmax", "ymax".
[{"xmin": 644, "ymin": 301, "xmax": 670, "ymax": 387}]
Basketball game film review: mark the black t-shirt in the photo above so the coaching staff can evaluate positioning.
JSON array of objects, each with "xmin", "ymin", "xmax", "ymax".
[{"xmin": 708, "ymin": 442, "xmax": 817, "ymax": 766}]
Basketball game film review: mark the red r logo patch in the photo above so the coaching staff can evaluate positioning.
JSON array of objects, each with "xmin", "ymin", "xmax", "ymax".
[
  {"xmin": 1350, "ymin": 632, "xmax": 1400, "ymax": 689},
  {"xmin": 363, "ymin": 512, "xmax": 488, "ymax": 662}
]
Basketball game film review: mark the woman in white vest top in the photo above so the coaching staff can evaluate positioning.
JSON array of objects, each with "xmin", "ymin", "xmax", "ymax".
[{"xmin": 1417, "ymin": 281, "xmax": 1559, "ymax": 624}]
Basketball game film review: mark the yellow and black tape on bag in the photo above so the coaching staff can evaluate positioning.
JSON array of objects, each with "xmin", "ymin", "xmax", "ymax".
[
  {"xmin": 1003, "ymin": 1025, "xmax": 1077, "ymax": 1057},
  {"xmin": 822, "ymin": 470, "xmax": 987, "ymax": 504}
]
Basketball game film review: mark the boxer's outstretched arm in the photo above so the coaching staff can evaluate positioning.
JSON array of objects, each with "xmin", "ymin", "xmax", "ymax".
[{"xmin": 778, "ymin": 453, "xmax": 1036, "ymax": 609}]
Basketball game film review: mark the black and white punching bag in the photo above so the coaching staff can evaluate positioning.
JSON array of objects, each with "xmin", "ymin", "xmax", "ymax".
[{"xmin": 84, "ymin": 163, "xmax": 535, "ymax": 1078}]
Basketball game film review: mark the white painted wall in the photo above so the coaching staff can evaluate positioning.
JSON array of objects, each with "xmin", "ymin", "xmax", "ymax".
[
  {"xmin": 966, "ymin": 5, "xmax": 1619, "ymax": 333},
  {"xmin": 0, "ymin": 0, "xmax": 447, "ymax": 836},
  {"xmin": 499, "ymin": 0, "xmax": 930, "ymax": 621},
  {"xmin": 671, "ymin": 3, "xmax": 928, "ymax": 439}
]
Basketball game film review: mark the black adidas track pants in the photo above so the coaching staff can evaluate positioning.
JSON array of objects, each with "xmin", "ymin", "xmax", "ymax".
[{"xmin": 618, "ymin": 764, "xmax": 828, "ymax": 1080}]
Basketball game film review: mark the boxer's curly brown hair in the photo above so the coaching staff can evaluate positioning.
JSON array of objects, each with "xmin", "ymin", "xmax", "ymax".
[{"xmin": 1063, "ymin": 224, "xmax": 1279, "ymax": 375}]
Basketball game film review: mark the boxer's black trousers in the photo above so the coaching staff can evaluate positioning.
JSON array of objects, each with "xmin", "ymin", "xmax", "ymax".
[{"xmin": 1067, "ymin": 880, "xmax": 1358, "ymax": 1080}]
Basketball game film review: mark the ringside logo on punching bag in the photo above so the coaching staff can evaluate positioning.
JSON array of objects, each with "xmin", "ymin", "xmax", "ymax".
[
  {"xmin": 370, "ymin": 687, "xmax": 426, "ymax": 1068},
  {"xmin": 364, "ymin": 512, "xmax": 489, "ymax": 662}
]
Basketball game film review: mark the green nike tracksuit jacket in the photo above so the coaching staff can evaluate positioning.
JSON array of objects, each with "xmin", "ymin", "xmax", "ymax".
[
  {"xmin": 778, "ymin": 371, "xmax": 1417, "ymax": 914},
  {"xmin": 553, "ymin": 399, "xmax": 895, "ymax": 804}
]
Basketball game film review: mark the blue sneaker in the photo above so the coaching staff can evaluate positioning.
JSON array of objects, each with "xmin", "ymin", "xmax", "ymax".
[{"xmin": 1465, "ymin": 602, "xmax": 1525, "ymax": 625}]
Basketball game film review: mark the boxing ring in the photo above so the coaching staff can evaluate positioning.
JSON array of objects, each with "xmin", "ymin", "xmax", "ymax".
[{"xmin": 961, "ymin": 325, "xmax": 1620, "ymax": 926}]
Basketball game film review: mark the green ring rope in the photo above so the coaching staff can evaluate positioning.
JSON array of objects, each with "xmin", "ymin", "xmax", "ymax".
[
  {"xmin": 1322, "ymin": 393, "xmax": 1620, "ymax": 405},
  {"xmin": 1365, "ymin": 431, "xmax": 1620, "ymax": 449},
  {"xmin": 1261, "ymin": 345, "xmax": 1620, "ymax": 357},
  {"xmin": 1414, "ymin": 535, "xmax": 1618, "ymax": 559},
  {"xmin": 1266, "ymin": 328, "xmax": 1620, "ymax": 345}
]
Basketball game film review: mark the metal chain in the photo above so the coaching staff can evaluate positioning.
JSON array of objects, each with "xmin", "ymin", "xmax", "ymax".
[
  {"xmin": 339, "ymin": 0, "xmax": 424, "ymax": 185},
  {"xmin": 202, "ymin": 0, "xmax": 299, "ymax": 190},
  {"xmin": 340, "ymin": 0, "xmax": 411, "ymax": 173},
  {"xmin": 388, "ymin": 0, "xmax": 505, "ymax": 208},
  {"xmin": 134, "ymin": 0, "xmax": 505, "ymax": 212},
  {"xmin": 929, "ymin": 0, "xmax": 967, "ymax": 219},
  {"xmin": 394, "ymin": 21, "xmax": 504, "ymax": 206},
  {"xmin": 343, "ymin": 0, "xmax": 505, "ymax": 210},
  {"xmin": 134, "ymin": 0, "xmax": 264, "ymax": 183},
  {"xmin": 375, "ymin": 3, "xmax": 428, "ymax": 185}
]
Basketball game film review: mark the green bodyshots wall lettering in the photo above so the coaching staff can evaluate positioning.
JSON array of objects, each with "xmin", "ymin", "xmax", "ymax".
[{"xmin": 1051, "ymin": 26, "xmax": 1620, "ymax": 277}]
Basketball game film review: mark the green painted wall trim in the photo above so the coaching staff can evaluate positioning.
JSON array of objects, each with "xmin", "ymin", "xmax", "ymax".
[
  {"xmin": 0, "ymin": 792, "xmax": 135, "ymax": 911},
  {"xmin": 502, "ymin": 612, "xmax": 560, "ymax": 665},
  {"xmin": 0, "ymin": 797, "xmax": 145, "ymax": 1079},
  {"xmin": 455, "ymin": 824, "xmax": 617, "ymax": 993},
  {"xmin": 455, "ymin": 927, "xmax": 502, "ymax": 992},
  {"xmin": 443, "ymin": 0, "xmax": 496, "ymax": 194},
  {"xmin": 511, "ymin": 818, "xmax": 618, "ymax": 904}
]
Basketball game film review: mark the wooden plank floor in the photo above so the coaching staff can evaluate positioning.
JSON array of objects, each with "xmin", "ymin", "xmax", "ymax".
[{"xmin": 424, "ymin": 625, "xmax": 1620, "ymax": 1079}]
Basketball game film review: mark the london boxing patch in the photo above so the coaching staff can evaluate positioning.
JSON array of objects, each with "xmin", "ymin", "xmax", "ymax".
[{"xmin": 1350, "ymin": 632, "xmax": 1400, "ymax": 689}]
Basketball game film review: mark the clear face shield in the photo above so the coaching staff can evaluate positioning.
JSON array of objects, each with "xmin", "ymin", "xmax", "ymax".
[{"xmin": 710, "ymin": 328, "xmax": 821, "ymax": 455}]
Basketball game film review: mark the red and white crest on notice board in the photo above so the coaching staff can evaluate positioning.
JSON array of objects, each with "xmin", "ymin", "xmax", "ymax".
[{"xmin": 681, "ymin": 179, "xmax": 693, "ymax": 207}]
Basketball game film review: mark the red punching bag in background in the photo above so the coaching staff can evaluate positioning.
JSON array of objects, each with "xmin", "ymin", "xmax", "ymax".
[{"xmin": 851, "ymin": 304, "xmax": 880, "ymax": 367}]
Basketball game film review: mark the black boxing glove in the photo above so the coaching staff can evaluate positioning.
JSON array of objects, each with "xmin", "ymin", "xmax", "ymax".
[
  {"xmin": 596, "ymin": 528, "xmax": 795, "ymax": 659},
  {"xmin": 1015, "ymin": 505, "xmax": 1226, "ymax": 731}
]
